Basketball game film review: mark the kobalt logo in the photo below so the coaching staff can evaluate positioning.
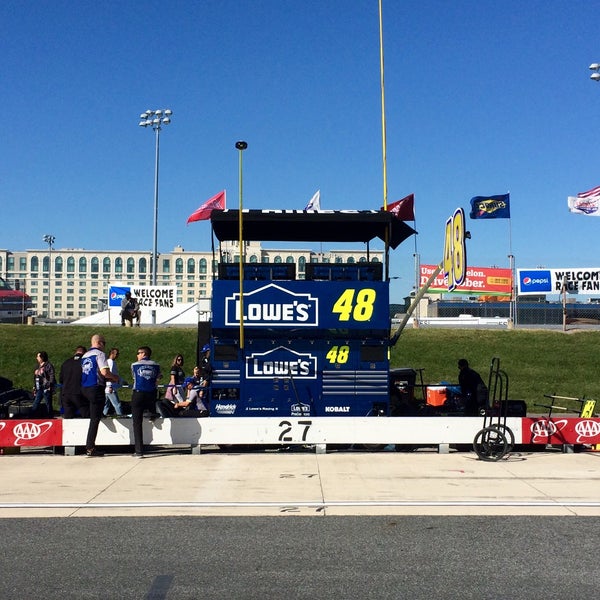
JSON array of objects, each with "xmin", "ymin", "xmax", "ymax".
[
  {"xmin": 13, "ymin": 421, "xmax": 54, "ymax": 444},
  {"xmin": 575, "ymin": 420, "xmax": 600, "ymax": 443},
  {"xmin": 246, "ymin": 346, "xmax": 317, "ymax": 379},
  {"xmin": 324, "ymin": 406, "xmax": 350, "ymax": 413},
  {"xmin": 225, "ymin": 283, "xmax": 318, "ymax": 327}
]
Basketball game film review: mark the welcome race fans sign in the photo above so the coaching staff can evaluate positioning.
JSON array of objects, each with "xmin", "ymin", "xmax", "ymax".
[{"xmin": 109, "ymin": 286, "xmax": 176, "ymax": 308}]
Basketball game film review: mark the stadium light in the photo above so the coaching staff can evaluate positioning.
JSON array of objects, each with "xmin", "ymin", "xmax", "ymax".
[
  {"xmin": 42, "ymin": 234, "xmax": 55, "ymax": 319},
  {"xmin": 590, "ymin": 63, "xmax": 600, "ymax": 81},
  {"xmin": 139, "ymin": 109, "xmax": 173, "ymax": 324}
]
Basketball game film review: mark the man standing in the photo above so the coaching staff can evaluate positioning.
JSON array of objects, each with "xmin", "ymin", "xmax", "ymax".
[
  {"xmin": 130, "ymin": 346, "xmax": 162, "ymax": 458},
  {"xmin": 60, "ymin": 345, "xmax": 88, "ymax": 419},
  {"xmin": 458, "ymin": 358, "xmax": 488, "ymax": 416},
  {"xmin": 81, "ymin": 334, "xmax": 119, "ymax": 457}
]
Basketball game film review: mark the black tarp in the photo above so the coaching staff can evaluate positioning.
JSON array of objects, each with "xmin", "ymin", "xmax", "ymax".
[{"xmin": 210, "ymin": 210, "xmax": 416, "ymax": 249}]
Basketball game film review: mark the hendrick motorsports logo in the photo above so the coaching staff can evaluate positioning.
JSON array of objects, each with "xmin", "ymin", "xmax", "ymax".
[
  {"xmin": 225, "ymin": 283, "xmax": 318, "ymax": 327},
  {"xmin": 246, "ymin": 346, "xmax": 317, "ymax": 379},
  {"xmin": 214, "ymin": 403, "xmax": 236, "ymax": 415}
]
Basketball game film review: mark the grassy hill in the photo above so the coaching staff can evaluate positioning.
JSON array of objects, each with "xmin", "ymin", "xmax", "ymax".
[{"xmin": 1, "ymin": 324, "xmax": 598, "ymax": 411}]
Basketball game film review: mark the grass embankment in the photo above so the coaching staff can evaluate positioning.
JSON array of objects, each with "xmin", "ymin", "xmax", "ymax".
[{"xmin": 1, "ymin": 324, "xmax": 598, "ymax": 412}]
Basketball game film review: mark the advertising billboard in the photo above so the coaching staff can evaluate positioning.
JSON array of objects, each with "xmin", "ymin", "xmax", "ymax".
[
  {"xmin": 420, "ymin": 265, "xmax": 512, "ymax": 295},
  {"xmin": 517, "ymin": 268, "xmax": 600, "ymax": 295}
]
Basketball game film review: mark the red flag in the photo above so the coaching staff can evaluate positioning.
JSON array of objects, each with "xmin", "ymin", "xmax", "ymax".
[
  {"xmin": 383, "ymin": 194, "xmax": 414, "ymax": 221},
  {"xmin": 186, "ymin": 190, "xmax": 226, "ymax": 224}
]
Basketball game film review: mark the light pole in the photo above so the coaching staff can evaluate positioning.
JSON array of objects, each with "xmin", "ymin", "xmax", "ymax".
[
  {"xmin": 139, "ymin": 108, "xmax": 172, "ymax": 324},
  {"xmin": 42, "ymin": 234, "xmax": 55, "ymax": 319}
]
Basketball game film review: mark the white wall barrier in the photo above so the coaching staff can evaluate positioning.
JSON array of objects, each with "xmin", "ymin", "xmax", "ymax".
[{"xmin": 3, "ymin": 416, "xmax": 600, "ymax": 454}]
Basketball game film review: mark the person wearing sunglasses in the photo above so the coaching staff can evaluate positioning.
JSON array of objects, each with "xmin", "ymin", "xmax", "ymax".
[{"xmin": 130, "ymin": 346, "xmax": 162, "ymax": 458}]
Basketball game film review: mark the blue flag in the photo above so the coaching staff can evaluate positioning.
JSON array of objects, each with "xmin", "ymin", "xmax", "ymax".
[{"xmin": 469, "ymin": 194, "xmax": 510, "ymax": 219}]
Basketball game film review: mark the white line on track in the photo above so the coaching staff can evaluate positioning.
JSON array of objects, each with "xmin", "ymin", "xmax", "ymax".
[{"xmin": 1, "ymin": 500, "xmax": 600, "ymax": 509}]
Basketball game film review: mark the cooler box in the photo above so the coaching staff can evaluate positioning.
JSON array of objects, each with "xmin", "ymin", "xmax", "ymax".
[{"xmin": 426, "ymin": 386, "xmax": 447, "ymax": 407}]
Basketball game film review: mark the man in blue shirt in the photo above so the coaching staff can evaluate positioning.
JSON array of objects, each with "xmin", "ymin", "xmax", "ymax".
[
  {"xmin": 130, "ymin": 346, "xmax": 162, "ymax": 457},
  {"xmin": 81, "ymin": 334, "xmax": 120, "ymax": 457}
]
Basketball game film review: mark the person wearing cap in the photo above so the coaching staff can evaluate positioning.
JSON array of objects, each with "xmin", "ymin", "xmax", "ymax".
[
  {"xmin": 156, "ymin": 376, "xmax": 208, "ymax": 418},
  {"xmin": 197, "ymin": 344, "xmax": 213, "ymax": 405}
]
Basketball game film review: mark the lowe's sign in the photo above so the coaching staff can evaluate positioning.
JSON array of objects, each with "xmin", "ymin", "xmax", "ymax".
[
  {"xmin": 246, "ymin": 346, "xmax": 317, "ymax": 379},
  {"xmin": 518, "ymin": 268, "xmax": 600, "ymax": 295},
  {"xmin": 225, "ymin": 283, "xmax": 318, "ymax": 327}
]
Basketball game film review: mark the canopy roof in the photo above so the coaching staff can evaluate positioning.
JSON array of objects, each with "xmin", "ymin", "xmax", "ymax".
[{"xmin": 210, "ymin": 210, "xmax": 416, "ymax": 249}]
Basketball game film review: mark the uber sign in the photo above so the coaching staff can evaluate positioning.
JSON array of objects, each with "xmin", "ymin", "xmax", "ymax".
[
  {"xmin": 246, "ymin": 346, "xmax": 317, "ymax": 379},
  {"xmin": 225, "ymin": 283, "xmax": 318, "ymax": 327}
]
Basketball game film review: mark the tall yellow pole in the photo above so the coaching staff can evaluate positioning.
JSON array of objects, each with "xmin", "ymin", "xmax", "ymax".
[
  {"xmin": 379, "ymin": 0, "xmax": 388, "ymax": 211},
  {"xmin": 235, "ymin": 141, "xmax": 247, "ymax": 349}
]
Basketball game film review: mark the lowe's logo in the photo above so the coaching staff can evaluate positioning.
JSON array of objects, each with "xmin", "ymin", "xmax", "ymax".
[
  {"xmin": 225, "ymin": 283, "xmax": 318, "ymax": 327},
  {"xmin": 246, "ymin": 346, "xmax": 317, "ymax": 379}
]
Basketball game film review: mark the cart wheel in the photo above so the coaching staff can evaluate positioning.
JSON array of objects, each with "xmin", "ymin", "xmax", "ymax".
[
  {"xmin": 473, "ymin": 426, "xmax": 509, "ymax": 461},
  {"xmin": 487, "ymin": 424, "xmax": 515, "ymax": 454}
]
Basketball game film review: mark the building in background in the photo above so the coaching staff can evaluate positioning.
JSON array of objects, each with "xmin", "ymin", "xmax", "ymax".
[{"xmin": 0, "ymin": 242, "xmax": 382, "ymax": 320}]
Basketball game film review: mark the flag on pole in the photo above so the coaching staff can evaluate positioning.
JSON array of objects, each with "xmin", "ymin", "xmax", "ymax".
[
  {"xmin": 383, "ymin": 194, "xmax": 415, "ymax": 221},
  {"xmin": 304, "ymin": 190, "xmax": 320, "ymax": 211},
  {"xmin": 469, "ymin": 194, "xmax": 510, "ymax": 219},
  {"xmin": 568, "ymin": 195, "xmax": 600, "ymax": 216},
  {"xmin": 186, "ymin": 190, "xmax": 226, "ymax": 224},
  {"xmin": 577, "ymin": 185, "xmax": 600, "ymax": 198}
]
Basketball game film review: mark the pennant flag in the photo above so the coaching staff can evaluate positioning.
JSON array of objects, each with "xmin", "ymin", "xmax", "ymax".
[
  {"xmin": 383, "ymin": 194, "xmax": 415, "ymax": 221},
  {"xmin": 469, "ymin": 194, "xmax": 510, "ymax": 219},
  {"xmin": 187, "ymin": 190, "xmax": 226, "ymax": 224},
  {"xmin": 304, "ymin": 190, "xmax": 320, "ymax": 211},
  {"xmin": 568, "ymin": 195, "xmax": 600, "ymax": 216}
]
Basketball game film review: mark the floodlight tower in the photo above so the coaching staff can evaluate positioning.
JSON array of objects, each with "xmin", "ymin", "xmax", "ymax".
[
  {"xmin": 42, "ymin": 234, "xmax": 55, "ymax": 319},
  {"xmin": 139, "ymin": 108, "xmax": 173, "ymax": 324}
]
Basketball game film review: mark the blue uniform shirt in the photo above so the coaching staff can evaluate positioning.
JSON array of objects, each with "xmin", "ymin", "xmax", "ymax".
[
  {"xmin": 131, "ymin": 358, "xmax": 161, "ymax": 392},
  {"xmin": 81, "ymin": 348, "xmax": 109, "ymax": 388}
]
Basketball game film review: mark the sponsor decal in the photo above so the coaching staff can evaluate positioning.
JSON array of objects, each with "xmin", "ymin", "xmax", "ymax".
[
  {"xmin": 214, "ymin": 403, "xmax": 236, "ymax": 415},
  {"xmin": 290, "ymin": 403, "xmax": 311, "ymax": 416},
  {"xmin": 324, "ymin": 406, "xmax": 351, "ymax": 413},
  {"xmin": 225, "ymin": 283, "xmax": 318, "ymax": 327},
  {"xmin": 0, "ymin": 420, "xmax": 62, "ymax": 447},
  {"xmin": 525, "ymin": 418, "xmax": 600, "ymax": 444},
  {"xmin": 246, "ymin": 346, "xmax": 317, "ymax": 380}
]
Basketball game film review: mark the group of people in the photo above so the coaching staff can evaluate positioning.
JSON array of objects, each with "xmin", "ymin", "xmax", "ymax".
[{"xmin": 29, "ymin": 335, "xmax": 213, "ymax": 458}]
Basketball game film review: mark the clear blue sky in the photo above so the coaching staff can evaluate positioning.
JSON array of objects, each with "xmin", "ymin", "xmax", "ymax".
[{"xmin": 3, "ymin": 0, "xmax": 600, "ymax": 302}]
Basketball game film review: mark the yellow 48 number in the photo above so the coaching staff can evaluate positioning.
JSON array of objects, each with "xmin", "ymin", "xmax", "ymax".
[
  {"xmin": 332, "ymin": 288, "xmax": 376, "ymax": 322},
  {"xmin": 443, "ymin": 207, "xmax": 467, "ymax": 292}
]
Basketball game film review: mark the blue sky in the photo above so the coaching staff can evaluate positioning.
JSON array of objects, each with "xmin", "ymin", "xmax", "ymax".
[{"xmin": 3, "ymin": 0, "xmax": 600, "ymax": 302}]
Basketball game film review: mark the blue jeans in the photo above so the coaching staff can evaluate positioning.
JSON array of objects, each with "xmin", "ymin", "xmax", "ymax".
[
  {"xmin": 31, "ymin": 388, "xmax": 53, "ymax": 417},
  {"xmin": 103, "ymin": 390, "xmax": 123, "ymax": 416}
]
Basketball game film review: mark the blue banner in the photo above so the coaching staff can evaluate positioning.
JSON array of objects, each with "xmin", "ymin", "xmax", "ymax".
[{"xmin": 469, "ymin": 194, "xmax": 510, "ymax": 219}]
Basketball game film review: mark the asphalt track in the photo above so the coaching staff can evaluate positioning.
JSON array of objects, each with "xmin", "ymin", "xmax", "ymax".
[
  {"xmin": 2, "ymin": 448, "xmax": 600, "ymax": 598},
  {"xmin": 0, "ymin": 516, "xmax": 598, "ymax": 599}
]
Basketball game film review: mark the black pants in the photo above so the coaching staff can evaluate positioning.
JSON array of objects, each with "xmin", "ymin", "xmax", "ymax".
[
  {"xmin": 62, "ymin": 393, "xmax": 89, "ymax": 419},
  {"xmin": 82, "ymin": 386, "xmax": 105, "ymax": 450},
  {"xmin": 131, "ymin": 390, "xmax": 157, "ymax": 454}
]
